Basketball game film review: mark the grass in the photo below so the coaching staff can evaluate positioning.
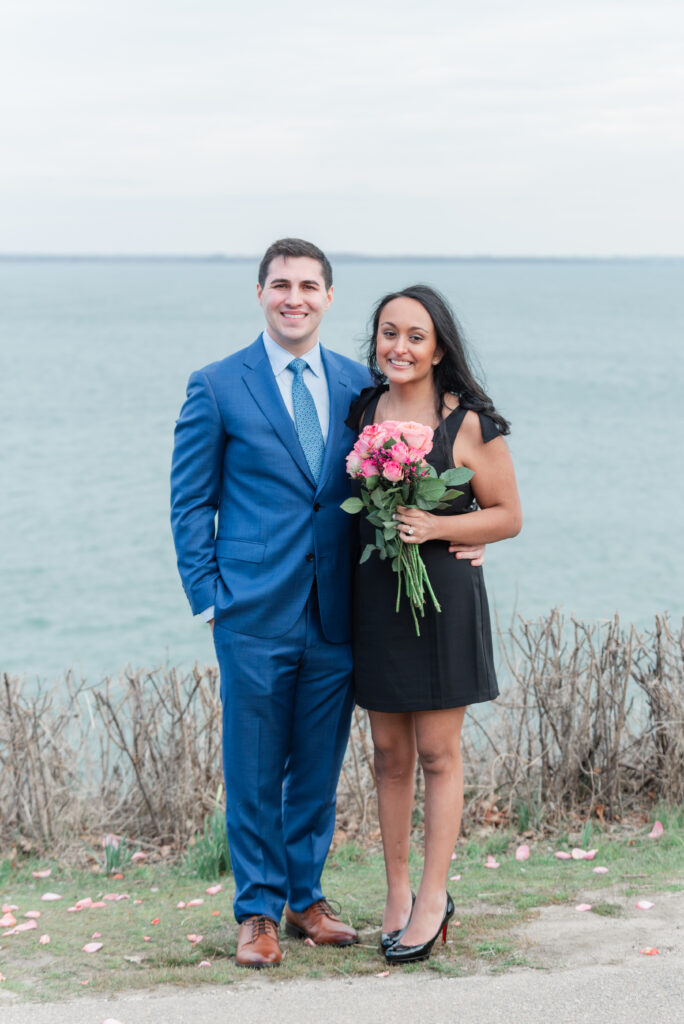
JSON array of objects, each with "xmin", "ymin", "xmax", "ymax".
[{"xmin": 1, "ymin": 814, "xmax": 683, "ymax": 1002}]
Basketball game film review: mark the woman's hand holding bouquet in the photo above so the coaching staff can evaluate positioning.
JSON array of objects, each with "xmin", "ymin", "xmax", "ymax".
[{"xmin": 341, "ymin": 420, "xmax": 473, "ymax": 635}]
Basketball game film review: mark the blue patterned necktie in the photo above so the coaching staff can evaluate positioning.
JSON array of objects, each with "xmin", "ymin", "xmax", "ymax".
[{"xmin": 289, "ymin": 357, "xmax": 325, "ymax": 482}]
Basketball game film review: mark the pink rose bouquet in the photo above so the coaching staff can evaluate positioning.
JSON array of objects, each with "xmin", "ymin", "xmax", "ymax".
[{"xmin": 341, "ymin": 420, "xmax": 473, "ymax": 635}]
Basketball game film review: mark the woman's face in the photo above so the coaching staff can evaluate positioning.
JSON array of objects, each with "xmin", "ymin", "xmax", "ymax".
[{"xmin": 375, "ymin": 296, "xmax": 442, "ymax": 385}]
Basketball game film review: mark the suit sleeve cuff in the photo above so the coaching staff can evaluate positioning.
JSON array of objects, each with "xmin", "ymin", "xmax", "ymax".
[{"xmin": 198, "ymin": 606, "xmax": 215, "ymax": 623}]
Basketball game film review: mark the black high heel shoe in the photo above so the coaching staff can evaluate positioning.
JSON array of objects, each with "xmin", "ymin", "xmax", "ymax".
[
  {"xmin": 380, "ymin": 891, "xmax": 416, "ymax": 951},
  {"xmin": 384, "ymin": 892, "xmax": 454, "ymax": 965}
]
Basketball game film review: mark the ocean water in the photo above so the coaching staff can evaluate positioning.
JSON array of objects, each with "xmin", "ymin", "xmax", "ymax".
[{"xmin": 1, "ymin": 257, "xmax": 682, "ymax": 683}]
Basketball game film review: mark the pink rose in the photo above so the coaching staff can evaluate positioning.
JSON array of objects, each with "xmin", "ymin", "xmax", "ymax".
[
  {"xmin": 361, "ymin": 459, "xmax": 379, "ymax": 478},
  {"xmin": 355, "ymin": 423, "xmax": 389, "ymax": 458},
  {"xmin": 345, "ymin": 451, "xmax": 362, "ymax": 477},
  {"xmin": 389, "ymin": 441, "xmax": 410, "ymax": 464},
  {"xmin": 397, "ymin": 422, "xmax": 434, "ymax": 456},
  {"xmin": 382, "ymin": 460, "xmax": 404, "ymax": 483}
]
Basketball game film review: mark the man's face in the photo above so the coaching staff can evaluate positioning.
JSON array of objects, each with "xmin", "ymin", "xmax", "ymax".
[{"xmin": 257, "ymin": 256, "xmax": 333, "ymax": 353}]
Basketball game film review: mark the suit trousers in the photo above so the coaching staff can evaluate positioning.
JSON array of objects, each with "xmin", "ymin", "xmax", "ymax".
[{"xmin": 213, "ymin": 583, "xmax": 354, "ymax": 923}]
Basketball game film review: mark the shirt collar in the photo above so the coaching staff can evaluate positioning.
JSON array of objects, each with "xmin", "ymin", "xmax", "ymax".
[{"xmin": 262, "ymin": 330, "xmax": 324, "ymax": 378}]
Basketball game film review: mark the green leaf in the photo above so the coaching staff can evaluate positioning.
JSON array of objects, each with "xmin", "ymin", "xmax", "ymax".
[
  {"xmin": 365, "ymin": 475, "xmax": 380, "ymax": 491},
  {"xmin": 441, "ymin": 488, "xmax": 464, "ymax": 501},
  {"xmin": 359, "ymin": 544, "xmax": 376, "ymax": 564},
  {"xmin": 383, "ymin": 525, "xmax": 397, "ymax": 541},
  {"xmin": 371, "ymin": 488, "xmax": 388, "ymax": 509},
  {"xmin": 340, "ymin": 497, "xmax": 364, "ymax": 514},
  {"xmin": 391, "ymin": 556, "xmax": 399, "ymax": 571},
  {"xmin": 440, "ymin": 467, "xmax": 474, "ymax": 486},
  {"xmin": 424, "ymin": 464, "xmax": 438, "ymax": 478},
  {"xmin": 416, "ymin": 477, "xmax": 447, "ymax": 501}
]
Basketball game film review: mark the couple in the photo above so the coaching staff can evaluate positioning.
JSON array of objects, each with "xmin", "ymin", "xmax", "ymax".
[{"xmin": 170, "ymin": 238, "xmax": 521, "ymax": 968}]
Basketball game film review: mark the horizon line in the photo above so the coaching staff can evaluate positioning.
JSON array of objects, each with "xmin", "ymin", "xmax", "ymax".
[{"xmin": 0, "ymin": 252, "xmax": 682, "ymax": 263}]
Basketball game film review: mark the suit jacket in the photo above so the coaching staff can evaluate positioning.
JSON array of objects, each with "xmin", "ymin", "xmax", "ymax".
[{"xmin": 170, "ymin": 334, "xmax": 371, "ymax": 642}]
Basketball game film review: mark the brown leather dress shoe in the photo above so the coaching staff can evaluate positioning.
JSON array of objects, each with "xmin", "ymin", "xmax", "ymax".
[
  {"xmin": 285, "ymin": 898, "xmax": 358, "ymax": 946},
  {"xmin": 236, "ymin": 915, "xmax": 282, "ymax": 968}
]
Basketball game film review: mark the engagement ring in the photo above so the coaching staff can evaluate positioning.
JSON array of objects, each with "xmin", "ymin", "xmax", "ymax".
[{"xmin": 407, "ymin": 528, "xmax": 414, "ymax": 536}]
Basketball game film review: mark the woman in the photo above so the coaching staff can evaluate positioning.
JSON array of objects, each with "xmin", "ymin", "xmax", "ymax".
[{"xmin": 350, "ymin": 285, "xmax": 521, "ymax": 965}]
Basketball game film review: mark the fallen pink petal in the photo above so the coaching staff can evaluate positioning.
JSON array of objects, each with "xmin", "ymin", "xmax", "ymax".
[
  {"xmin": 187, "ymin": 899, "xmax": 204, "ymax": 907},
  {"xmin": 176, "ymin": 902, "xmax": 186, "ymax": 909},
  {"xmin": 375, "ymin": 970, "xmax": 390, "ymax": 978},
  {"xmin": 24, "ymin": 911, "xmax": 41, "ymax": 919},
  {"xmin": 484, "ymin": 855, "xmax": 500, "ymax": 869},
  {"xmin": 555, "ymin": 852, "xmax": 572, "ymax": 860},
  {"xmin": 67, "ymin": 907, "xmax": 80, "ymax": 913},
  {"xmin": 205, "ymin": 884, "xmax": 222, "ymax": 896},
  {"xmin": 636, "ymin": 900, "xmax": 654, "ymax": 910},
  {"xmin": 576, "ymin": 903, "xmax": 592, "ymax": 912},
  {"xmin": 198, "ymin": 960, "xmax": 212, "ymax": 968},
  {"xmin": 92, "ymin": 932, "xmax": 102, "ymax": 939},
  {"xmin": 516, "ymin": 844, "xmax": 530, "ymax": 861},
  {"xmin": 91, "ymin": 901, "xmax": 107, "ymax": 908},
  {"xmin": 75, "ymin": 897, "xmax": 93, "ymax": 909},
  {"xmin": 641, "ymin": 947, "xmax": 659, "ymax": 955},
  {"xmin": 449, "ymin": 874, "xmax": 461, "ymax": 881},
  {"xmin": 593, "ymin": 866, "xmax": 609, "ymax": 874},
  {"xmin": 583, "ymin": 849, "xmax": 597, "ymax": 860},
  {"xmin": 15, "ymin": 920, "xmax": 38, "ymax": 933},
  {"xmin": 571, "ymin": 848, "xmax": 586, "ymax": 860},
  {"xmin": 103, "ymin": 894, "xmax": 121, "ymax": 902},
  {"xmin": 143, "ymin": 936, "xmax": 151, "ymax": 942},
  {"xmin": 40, "ymin": 893, "xmax": 62, "ymax": 902},
  {"xmin": 304, "ymin": 937, "xmax": 316, "ymax": 946},
  {"xmin": 187, "ymin": 934, "xmax": 203, "ymax": 944},
  {"xmin": 648, "ymin": 821, "xmax": 664, "ymax": 838},
  {"xmin": 131, "ymin": 851, "xmax": 147, "ymax": 862},
  {"xmin": 82, "ymin": 942, "xmax": 103, "ymax": 953},
  {"xmin": 39, "ymin": 934, "xmax": 50, "ymax": 945},
  {"xmin": 32, "ymin": 869, "xmax": 52, "ymax": 879},
  {"xmin": 134, "ymin": 899, "xmax": 142, "ymax": 905},
  {"xmin": 0, "ymin": 913, "xmax": 16, "ymax": 928},
  {"xmin": 451, "ymin": 852, "xmax": 457, "ymax": 860}
]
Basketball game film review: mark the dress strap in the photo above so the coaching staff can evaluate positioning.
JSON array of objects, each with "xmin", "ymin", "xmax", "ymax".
[{"xmin": 442, "ymin": 407, "xmax": 501, "ymax": 446}]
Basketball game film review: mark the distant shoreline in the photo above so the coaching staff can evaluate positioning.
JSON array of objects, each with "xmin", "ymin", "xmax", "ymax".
[{"xmin": 1, "ymin": 253, "xmax": 682, "ymax": 264}]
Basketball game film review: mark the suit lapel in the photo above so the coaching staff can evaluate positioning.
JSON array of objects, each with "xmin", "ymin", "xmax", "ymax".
[
  {"xmin": 316, "ymin": 348, "xmax": 351, "ymax": 494},
  {"xmin": 242, "ymin": 336, "xmax": 315, "ymax": 485}
]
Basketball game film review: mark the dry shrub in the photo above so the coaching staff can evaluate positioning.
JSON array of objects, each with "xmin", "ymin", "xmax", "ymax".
[{"xmin": 1, "ymin": 612, "xmax": 683, "ymax": 854}]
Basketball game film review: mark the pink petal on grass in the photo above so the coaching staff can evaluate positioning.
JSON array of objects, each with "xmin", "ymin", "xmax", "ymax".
[
  {"xmin": 151, "ymin": 918, "xmax": 160, "ymax": 925},
  {"xmin": 187, "ymin": 898, "xmax": 204, "ymax": 907},
  {"xmin": 571, "ymin": 848, "xmax": 586, "ymax": 860},
  {"xmin": 451, "ymin": 852, "xmax": 457, "ymax": 860},
  {"xmin": 75, "ymin": 897, "xmax": 93, "ymax": 910},
  {"xmin": 134, "ymin": 899, "xmax": 142, "ymax": 905},
  {"xmin": 187, "ymin": 934, "xmax": 203, "ymax": 944},
  {"xmin": 82, "ymin": 942, "xmax": 103, "ymax": 953},
  {"xmin": 212, "ymin": 911, "xmax": 220, "ymax": 917},
  {"xmin": 593, "ymin": 866, "xmax": 609, "ymax": 874},
  {"xmin": 304, "ymin": 937, "xmax": 316, "ymax": 947},
  {"xmin": 198, "ymin": 960, "xmax": 212, "ymax": 968},
  {"xmin": 92, "ymin": 932, "xmax": 102, "ymax": 939},
  {"xmin": 555, "ymin": 852, "xmax": 572, "ymax": 860},
  {"xmin": 641, "ymin": 947, "xmax": 659, "ymax": 955},
  {"xmin": 176, "ymin": 902, "xmax": 186, "ymax": 909},
  {"xmin": 39, "ymin": 934, "xmax": 50, "ymax": 944},
  {"xmin": 41, "ymin": 893, "xmax": 62, "ymax": 902},
  {"xmin": 636, "ymin": 900, "xmax": 654, "ymax": 910},
  {"xmin": 32, "ymin": 869, "xmax": 52, "ymax": 879},
  {"xmin": 143, "ymin": 936, "xmax": 151, "ymax": 942},
  {"xmin": 484, "ymin": 855, "xmax": 500, "ymax": 869},
  {"xmin": 205, "ymin": 884, "xmax": 222, "ymax": 896},
  {"xmin": 516, "ymin": 844, "xmax": 530, "ymax": 861},
  {"xmin": 91, "ymin": 901, "xmax": 107, "ymax": 908},
  {"xmin": 576, "ymin": 903, "xmax": 592, "ymax": 912},
  {"xmin": 0, "ymin": 913, "xmax": 16, "ymax": 928},
  {"xmin": 449, "ymin": 874, "xmax": 462, "ymax": 881},
  {"xmin": 14, "ymin": 920, "xmax": 38, "ymax": 933},
  {"xmin": 24, "ymin": 911, "xmax": 41, "ymax": 919},
  {"xmin": 131, "ymin": 851, "xmax": 147, "ymax": 862},
  {"xmin": 648, "ymin": 821, "xmax": 664, "ymax": 838},
  {"xmin": 103, "ymin": 894, "xmax": 122, "ymax": 902},
  {"xmin": 375, "ymin": 970, "xmax": 390, "ymax": 977},
  {"xmin": 583, "ymin": 849, "xmax": 597, "ymax": 861}
]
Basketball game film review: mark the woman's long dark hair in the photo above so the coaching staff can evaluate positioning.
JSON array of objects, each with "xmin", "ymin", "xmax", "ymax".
[{"xmin": 365, "ymin": 284, "xmax": 510, "ymax": 435}]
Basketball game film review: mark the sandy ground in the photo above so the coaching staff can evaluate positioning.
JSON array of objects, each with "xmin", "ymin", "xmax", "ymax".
[{"xmin": 2, "ymin": 890, "xmax": 683, "ymax": 1024}]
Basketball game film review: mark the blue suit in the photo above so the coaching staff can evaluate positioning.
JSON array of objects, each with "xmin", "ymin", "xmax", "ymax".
[{"xmin": 170, "ymin": 334, "xmax": 370, "ymax": 921}]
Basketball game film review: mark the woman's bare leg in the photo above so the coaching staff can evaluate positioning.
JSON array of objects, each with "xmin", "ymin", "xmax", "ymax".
[
  {"xmin": 398, "ymin": 705, "xmax": 467, "ymax": 946},
  {"xmin": 369, "ymin": 710, "xmax": 417, "ymax": 932}
]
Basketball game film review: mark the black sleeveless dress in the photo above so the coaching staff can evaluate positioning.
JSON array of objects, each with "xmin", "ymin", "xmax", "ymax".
[{"xmin": 351, "ymin": 387, "xmax": 500, "ymax": 713}]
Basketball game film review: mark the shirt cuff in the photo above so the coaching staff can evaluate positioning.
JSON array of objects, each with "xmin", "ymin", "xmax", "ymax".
[{"xmin": 199, "ymin": 606, "xmax": 215, "ymax": 622}]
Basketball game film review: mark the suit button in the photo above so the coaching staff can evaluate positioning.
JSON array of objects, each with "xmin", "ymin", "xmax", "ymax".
[
  {"xmin": 306, "ymin": 552, "xmax": 314, "ymax": 562},
  {"xmin": 313, "ymin": 503, "xmax": 321, "ymax": 512}
]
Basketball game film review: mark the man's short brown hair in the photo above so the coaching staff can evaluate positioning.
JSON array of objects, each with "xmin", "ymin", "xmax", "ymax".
[{"xmin": 258, "ymin": 238, "xmax": 333, "ymax": 290}]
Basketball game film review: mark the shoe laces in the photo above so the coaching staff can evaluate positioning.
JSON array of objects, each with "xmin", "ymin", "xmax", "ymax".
[
  {"xmin": 248, "ymin": 915, "xmax": 277, "ymax": 942},
  {"xmin": 311, "ymin": 898, "xmax": 342, "ymax": 920}
]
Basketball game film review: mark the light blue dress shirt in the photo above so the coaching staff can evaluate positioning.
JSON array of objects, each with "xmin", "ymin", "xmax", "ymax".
[{"xmin": 200, "ymin": 330, "xmax": 330, "ymax": 622}]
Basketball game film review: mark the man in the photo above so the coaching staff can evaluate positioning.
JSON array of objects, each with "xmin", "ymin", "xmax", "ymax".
[{"xmin": 170, "ymin": 238, "xmax": 371, "ymax": 967}]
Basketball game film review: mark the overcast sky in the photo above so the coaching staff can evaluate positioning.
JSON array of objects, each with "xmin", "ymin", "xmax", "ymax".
[{"xmin": 1, "ymin": 0, "xmax": 682, "ymax": 254}]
